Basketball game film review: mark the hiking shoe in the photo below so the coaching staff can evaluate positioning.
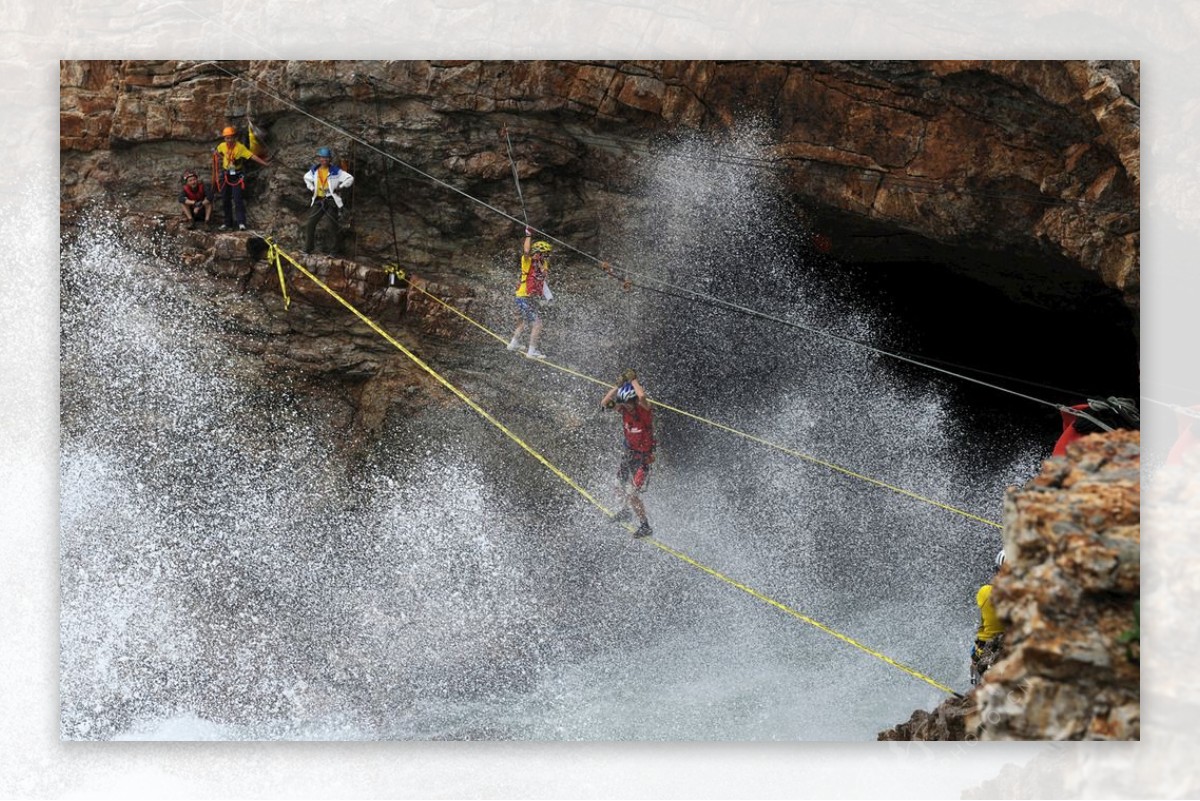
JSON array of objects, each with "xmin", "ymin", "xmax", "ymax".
[
  {"xmin": 633, "ymin": 522, "xmax": 653, "ymax": 539},
  {"xmin": 613, "ymin": 509, "xmax": 633, "ymax": 524},
  {"xmin": 506, "ymin": 337, "xmax": 521, "ymax": 351},
  {"xmin": 526, "ymin": 347, "xmax": 546, "ymax": 359},
  {"xmin": 218, "ymin": 224, "xmax": 229, "ymax": 231},
  {"xmin": 237, "ymin": 224, "xmax": 247, "ymax": 231}
]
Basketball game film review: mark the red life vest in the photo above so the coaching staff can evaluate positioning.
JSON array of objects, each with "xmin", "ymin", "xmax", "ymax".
[
  {"xmin": 182, "ymin": 182, "xmax": 207, "ymax": 202},
  {"xmin": 620, "ymin": 403, "xmax": 655, "ymax": 454},
  {"xmin": 1052, "ymin": 403, "xmax": 1089, "ymax": 456}
]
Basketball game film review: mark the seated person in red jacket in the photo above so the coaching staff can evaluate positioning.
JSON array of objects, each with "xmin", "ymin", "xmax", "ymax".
[{"xmin": 178, "ymin": 171, "xmax": 212, "ymax": 228}]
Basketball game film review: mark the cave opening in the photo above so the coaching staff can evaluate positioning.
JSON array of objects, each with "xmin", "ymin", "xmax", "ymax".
[{"xmin": 800, "ymin": 244, "xmax": 1140, "ymax": 454}]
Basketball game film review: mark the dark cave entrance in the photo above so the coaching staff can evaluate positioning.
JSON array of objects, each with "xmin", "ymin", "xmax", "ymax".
[{"xmin": 801, "ymin": 243, "xmax": 1140, "ymax": 454}]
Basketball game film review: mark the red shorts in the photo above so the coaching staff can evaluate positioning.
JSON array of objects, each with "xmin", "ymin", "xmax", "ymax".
[{"xmin": 618, "ymin": 449, "xmax": 653, "ymax": 491}]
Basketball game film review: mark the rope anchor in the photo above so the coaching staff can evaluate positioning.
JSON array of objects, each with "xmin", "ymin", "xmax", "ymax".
[{"xmin": 382, "ymin": 263, "xmax": 405, "ymax": 286}]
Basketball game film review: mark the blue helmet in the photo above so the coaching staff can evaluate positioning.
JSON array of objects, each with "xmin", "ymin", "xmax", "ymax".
[
  {"xmin": 316, "ymin": 147, "xmax": 333, "ymax": 158},
  {"xmin": 615, "ymin": 382, "xmax": 637, "ymax": 403}
]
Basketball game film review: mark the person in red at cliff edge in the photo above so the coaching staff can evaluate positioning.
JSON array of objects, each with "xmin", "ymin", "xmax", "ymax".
[
  {"xmin": 600, "ymin": 370, "xmax": 656, "ymax": 539},
  {"xmin": 1051, "ymin": 397, "xmax": 1139, "ymax": 456}
]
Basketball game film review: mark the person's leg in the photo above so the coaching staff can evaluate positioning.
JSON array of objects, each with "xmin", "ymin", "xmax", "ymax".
[
  {"xmin": 509, "ymin": 299, "xmax": 532, "ymax": 349},
  {"xmin": 221, "ymin": 184, "xmax": 233, "ymax": 228},
  {"xmin": 630, "ymin": 457, "xmax": 651, "ymax": 536},
  {"xmin": 202, "ymin": 199, "xmax": 212, "ymax": 222},
  {"xmin": 304, "ymin": 204, "xmax": 323, "ymax": 252},
  {"xmin": 527, "ymin": 317, "xmax": 544, "ymax": 353},
  {"xmin": 232, "ymin": 183, "xmax": 247, "ymax": 228},
  {"xmin": 630, "ymin": 493, "xmax": 647, "ymax": 524},
  {"xmin": 323, "ymin": 202, "xmax": 342, "ymax": 254},
  {"xmin": 526, "ymin": 306, "xmax": 545, "ymax": 356},
  {"xmin": 181, "ymin": 202, "xmax": 193, "ymax": 223}
]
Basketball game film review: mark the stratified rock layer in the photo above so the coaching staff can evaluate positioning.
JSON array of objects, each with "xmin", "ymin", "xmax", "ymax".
[{"xmin": 60, "ymin": 60, "xmax": 1139, "ymax": 314}]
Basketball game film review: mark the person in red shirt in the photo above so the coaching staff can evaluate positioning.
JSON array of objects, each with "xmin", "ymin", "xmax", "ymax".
[
  {"xmin": 178, "ymin": 171, "xmax": 212, "ymax": 228},
  {"xmin": 600, "ymin": 370, "xmax": 656, "ymax": 538},
  {"xmin": 1052, "ymin": 397, "xmax": 1139, "ymax": 456}
]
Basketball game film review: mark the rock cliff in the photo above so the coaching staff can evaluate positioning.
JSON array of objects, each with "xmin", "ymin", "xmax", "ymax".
[
  {"xmin": 878, "ymin": 428, "xmax": 1140, "ymax": 741},
  {"xmin": 60, "ymin": 59, "xmax": 1143, "ymax": 744},
  {"xmin": 61, "ymin": 59, "xmax": 1139, "ymax": 314}
]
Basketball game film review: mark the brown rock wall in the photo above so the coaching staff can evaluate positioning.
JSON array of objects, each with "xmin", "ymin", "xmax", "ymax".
[
  {"xmin": 880, "ymin": 429, "xmax": 1140, "ymax": 742},
  {"xmin": 59, "ymin": 58, "xmax": 1139, "ymax": 325}
]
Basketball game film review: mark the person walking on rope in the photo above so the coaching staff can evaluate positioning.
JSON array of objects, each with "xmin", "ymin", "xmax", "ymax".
[
  {"xmin": 302, "ymin": 146, "xmax": 355, "ymax": 255},
  {"xmin": 506, "ymin": 226, "xmax": 553, "ymax": 359},
  {"xmin": 601, "ymin": 370, "xmax": 656, "ymax": 538},
  {"xmin": 214, "ymin": 125, "xmax": 269, "ymax": 231},
  {"xmin": 970, "ymin": 550, "xmax": 1007, "ymax": 685},
  {"xmin": 178, "ymin": 171, "xmax": 212, "ymax": 228}
]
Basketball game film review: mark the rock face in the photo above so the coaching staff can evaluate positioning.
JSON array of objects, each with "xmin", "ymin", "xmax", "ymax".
[
  {"xmin": 877, "ymin": 693, "xmax": 973, "ymax": 741},
  {"xmin": 878, "ymin": 429, "xmax": 1140, "ymax": 741},
  {"xmin": 60, "ymin": 59, "xmax": 1139, "ymax": 316}
]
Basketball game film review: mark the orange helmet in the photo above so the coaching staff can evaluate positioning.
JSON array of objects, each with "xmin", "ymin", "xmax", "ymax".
[{"xmin": 222, "ymin": 126, "xmax": 236, "ymax": 137}]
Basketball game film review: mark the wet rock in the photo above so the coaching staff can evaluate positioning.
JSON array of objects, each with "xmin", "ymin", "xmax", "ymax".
[
  {"xmin": 61, "ymin": 59, "xmax": 1139, "ymax": 314},
  {"xmin": 880, "ymin": 430, "xmax": 1140, "ymax": 741}
]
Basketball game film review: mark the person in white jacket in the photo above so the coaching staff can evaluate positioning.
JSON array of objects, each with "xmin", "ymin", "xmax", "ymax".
[{"xmin": 303, "ymin": 146, "xmax": 354, "ymax": 254}]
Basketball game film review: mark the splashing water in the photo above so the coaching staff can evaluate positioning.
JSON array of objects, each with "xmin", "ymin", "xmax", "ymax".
[{"xmin": 60, "ymin": 128, "xmax": 1042, "ymax": 740}]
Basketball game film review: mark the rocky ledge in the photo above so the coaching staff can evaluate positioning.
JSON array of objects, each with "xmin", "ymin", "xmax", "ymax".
[{"xmin": 879, "ymin": 428, "xmax": 1140, "ymax": 741}]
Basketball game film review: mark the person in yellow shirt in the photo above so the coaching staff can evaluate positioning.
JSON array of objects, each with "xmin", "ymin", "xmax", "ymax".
[
  {"xmin": 214, "ymin": 125, "xmax": 269, "ymax": 230},
  {"xmin": 506, "ymin": 226, "xmax": 553, "ymax": 359},
  {"xmin": 971, "ymin": 550, "xmax": 1007, "ymax": 685}
]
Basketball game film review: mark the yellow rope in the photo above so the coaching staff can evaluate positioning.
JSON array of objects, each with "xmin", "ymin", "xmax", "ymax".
[
  {"xmin": 273, "ymin": 245, "xmax": 610, "ymax": 512},
  {"xmin": 649, "ymin": 539, "xmax": 958, "ymax": 694},
  {"xmin": 395, "ymin": 270, "xmax": 1002, "ymax": 530},
  {"xmin": 269, "ymin": 245, "xmax": 291, "ymax": 309},
  {"xmin": 270, "ymin": 244, "xmax": 958, "ymax": 696}
]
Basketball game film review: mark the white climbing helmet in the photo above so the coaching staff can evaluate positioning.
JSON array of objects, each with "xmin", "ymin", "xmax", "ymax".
[{"xmin": 995, "ymin": 550, "xmax": 1006, "ymax": 571}]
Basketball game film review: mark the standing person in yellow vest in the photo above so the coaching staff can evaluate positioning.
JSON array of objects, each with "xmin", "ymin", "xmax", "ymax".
[
  {"xmin": 214, "ymin": 125, "xmax": 269, "ymax": 230},
  {"xmin": 302, "ymin": 147, "xmax": 354, "ymax": 255},
  {"xmin": 971, "ymin": 550, "xmax": 1007, "ymax": 685}
]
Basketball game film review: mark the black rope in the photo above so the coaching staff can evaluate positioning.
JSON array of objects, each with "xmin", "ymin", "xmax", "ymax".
[{"xmin": 370, "ymin": 77, "xmax": 405, "ymax": 268}]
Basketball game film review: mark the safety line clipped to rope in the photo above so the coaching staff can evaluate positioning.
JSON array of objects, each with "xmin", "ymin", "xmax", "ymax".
[
  {"xmin": 265, "ymin": 240, "xmax": 958, "ymax": 696},
  {"xmin": 395, "ymin": 271, "xmax": 1002, "ymax": 530},
  {"xmin": 263, "ymin": 240, "xmax": 610, "ymax": 513}
]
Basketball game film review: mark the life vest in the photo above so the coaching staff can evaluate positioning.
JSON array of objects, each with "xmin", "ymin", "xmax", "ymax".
[
  {"xmin": 515, "ymin": 253, "xmax": 548, "ymax": 298},
  {"xmin": 181, "ymin": 182, "xmax": 207, "ymax": 202},
  {"xmin": 620, "ymin": 403, "xmax": 655, "ymax": 454},
  {"xmin": 1052, "ymin": 403, "xmax": 1089, "ymax": 456},
  {"xmin": 1053, "ymin": 397, "xmax": 1140, "ymax": 456}
]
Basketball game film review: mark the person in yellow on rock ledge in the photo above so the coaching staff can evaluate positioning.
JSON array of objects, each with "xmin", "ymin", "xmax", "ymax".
[
  {"xmin": 214, "ymin": 125, "xmax": 270, "ymax": 231},
  {"xmin": 971, "ymin": 549, "xmax": 1007, "ymax": 685}
]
